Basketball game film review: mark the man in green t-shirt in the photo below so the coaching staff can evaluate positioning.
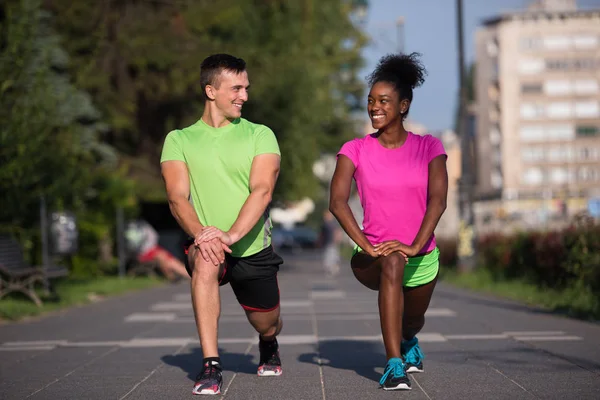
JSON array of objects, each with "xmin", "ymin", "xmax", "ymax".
[{"xmin": 160, "ymin": 54, "xmax": 283, "ymax": 395}]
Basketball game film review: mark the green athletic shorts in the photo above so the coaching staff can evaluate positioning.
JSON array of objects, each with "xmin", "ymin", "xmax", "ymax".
[{"xmin": 352, "ymin": 246, "xmax": 440, "ymax": 287}]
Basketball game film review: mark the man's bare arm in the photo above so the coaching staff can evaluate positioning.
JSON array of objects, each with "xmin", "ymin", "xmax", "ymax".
[
  {"xmin": 161, "ymin": 160, "xmax": 230, "ymax": 265},
  {"xmin": 228, "ymin": 153, "xmax": 280, "ymax": 243},
  {"xmin": 161, "ymin": 160, "xmax": 204, "ymax": 238}
]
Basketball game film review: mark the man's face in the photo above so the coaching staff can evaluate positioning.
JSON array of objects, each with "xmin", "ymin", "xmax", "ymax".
[{"xmin": 210, "ymin": 70, "xmax": 249, "ymax": 119}]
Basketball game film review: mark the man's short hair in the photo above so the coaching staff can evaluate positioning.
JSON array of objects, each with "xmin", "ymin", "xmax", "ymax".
[{"xmin": 200, "ymin": 54, "xmax": 246, "ymax": 100}]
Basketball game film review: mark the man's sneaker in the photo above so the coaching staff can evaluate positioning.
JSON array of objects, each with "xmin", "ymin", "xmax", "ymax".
[
  {"xmin": 379, "ymin": 357, "xmax": 411, "ymax": 390},
  {"xmin": 257, "ymin": 338, "xmax": 282, "ymax": 377},
  {"xmin": 402, "ymin": 337, "xmax": 424, "ymax": 373},
  {"xmin": 192, "ymin": 361, "xmax": 223, "ymax": 395}
]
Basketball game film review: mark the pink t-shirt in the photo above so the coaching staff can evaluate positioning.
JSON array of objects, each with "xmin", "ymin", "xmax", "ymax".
[{"xmin": 338, "ymin": 132, "xmax": 446, "ymax": 254}]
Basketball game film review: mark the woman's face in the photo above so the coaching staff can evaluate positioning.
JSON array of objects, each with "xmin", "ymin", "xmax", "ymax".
[{"xmin": 367, "ymin": 81, "xmax": 409, "ymax": 130}]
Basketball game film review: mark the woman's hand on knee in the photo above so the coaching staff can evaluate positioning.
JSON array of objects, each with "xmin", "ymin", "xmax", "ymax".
[{"xmin": 374, "ymin": 240, "xmax": 412, "ymax": 260}]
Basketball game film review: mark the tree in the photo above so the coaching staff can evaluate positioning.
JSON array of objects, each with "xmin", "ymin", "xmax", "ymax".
[
  {"xmin": 44, "ymin": 0, "xmax": 368, "ymax": 202},
  {"xmin": 0, "ymin": 0, "xmax": 124, "ymax": 232}
]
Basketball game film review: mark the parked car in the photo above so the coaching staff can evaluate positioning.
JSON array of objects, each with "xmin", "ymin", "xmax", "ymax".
[{"xmin": 272, "ymin": 225, "xmax": 318, "ymax": 250}]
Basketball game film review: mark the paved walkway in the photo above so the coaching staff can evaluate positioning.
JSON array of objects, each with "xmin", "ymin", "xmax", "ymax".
[{"xmin": 1, "ymin": 249, "xmax": 599, "ymax": 399}]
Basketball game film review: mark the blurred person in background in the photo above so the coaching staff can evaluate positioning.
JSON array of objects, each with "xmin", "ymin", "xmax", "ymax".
[
  {"xmin": 329, "ymin": 53, "xmax": 448, "ymax": 391},
  {"xmin": 161, "ymin": 54, "xmax": 284, "ymax": 395},
  {"xmin": 125, "ymin": 219, "xmax": 189, "ymax": 282},
  {"xmin": 320, "ymin": 210, "xmax": 343, "ymax": 277}
]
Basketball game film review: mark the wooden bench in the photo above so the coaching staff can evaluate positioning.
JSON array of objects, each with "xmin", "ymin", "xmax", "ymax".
[{"xmin": 0, "ymin": 235, "xmax": 68, "ymax": 306}]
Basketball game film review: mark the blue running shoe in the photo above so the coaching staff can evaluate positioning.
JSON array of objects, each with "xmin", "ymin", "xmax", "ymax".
[
  {"xmin": 379, "ymin": 358, "xmax": 411, "ymax": 390},
  {"xmin": 402, "ymin": 337, "xmax": 424, "ymax": 373}
]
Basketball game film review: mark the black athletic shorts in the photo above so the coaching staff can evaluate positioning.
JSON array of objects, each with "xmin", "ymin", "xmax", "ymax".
[{"xmin": 184, "ymin": 239, "xmax": 283, "ymax": 312}]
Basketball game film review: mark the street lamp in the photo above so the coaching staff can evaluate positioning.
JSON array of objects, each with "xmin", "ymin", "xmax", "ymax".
[{"xmin": 456, "ymin": 0, "xmax": 477, "ymax": 272}]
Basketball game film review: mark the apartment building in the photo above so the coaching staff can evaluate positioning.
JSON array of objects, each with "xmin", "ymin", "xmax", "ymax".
[{"xmin": 474, "ymin": 0, "xmax": 600, "ymax": 217}]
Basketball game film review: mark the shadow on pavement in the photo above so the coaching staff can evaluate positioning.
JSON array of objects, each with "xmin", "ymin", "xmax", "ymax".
[
  {"xmin": 162, "ymin": 347, "xmax": 256, "ymax": 381},
  {"xmin": 298, "ymin": 340, "xmax": 385, "ymax": 383}
]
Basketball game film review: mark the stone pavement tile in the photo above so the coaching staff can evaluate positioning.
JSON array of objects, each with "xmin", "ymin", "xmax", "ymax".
[
  {"xmin": 517, "ymin": 339, "xmax": 600, "ymax": 375},
  {"xmin": 450, "ymin": 338, "xmax": 600, "ymax": 398},
  {"xmin": 131, "ymin": 322, "xmax": 197, "ymax": 339},
  {"xmin": 415, "ymin": 342, "xmax": 539, "ymax": 400},
  {"xmin": 425, "ymin": 315, "xmax": 492, "ymax": 335},
  {"xmin": 123, "ymin": 384, "xmax": 192, "ymax": 400},
  {"xmin": 123, "ymin": 343, "xmax": 253, "ymax": 399},
  {"xmin": 317, "ymin": 319, "xmax": 380, "ymax": 338},
  {"xmin": 279, "ymin": 318, "xmax": 315, "ymax": 336},
  {"xmin": 0, "ymin": 346, "xmax": 117, "ymax": 400},
  {"xmin": 224, "ymin": 344, "xmax": 322, "ymax": 400},
  {"xmin": 324, "ymin": 377, "xmax": 430, "ymax": 400},
  {"xmin": 0, "ymin": 348, "xmax": 49, "ymax": 367},
  {"xmin": 27, "ymin": 376, "xmax": 141, "ymax": 400}
]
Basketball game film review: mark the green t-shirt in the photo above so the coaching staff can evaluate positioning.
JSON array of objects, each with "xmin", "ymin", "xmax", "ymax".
[{"xmin": 160, "ymin": 118, "xmax": 280, "ymax": 257}]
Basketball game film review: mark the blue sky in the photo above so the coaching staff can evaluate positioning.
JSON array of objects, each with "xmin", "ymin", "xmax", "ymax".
[{"xmin": 360, "ymin": 0, "xmax": 600, "ymax": 132}]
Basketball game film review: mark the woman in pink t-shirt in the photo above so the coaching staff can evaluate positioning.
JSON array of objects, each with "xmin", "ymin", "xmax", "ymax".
[{"xmin": 329, "ymin": 53, "xmax": 448, "ymax": 391}]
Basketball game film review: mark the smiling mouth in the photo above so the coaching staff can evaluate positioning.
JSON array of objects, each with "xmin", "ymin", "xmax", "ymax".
[{"xmin": 371, "ymin": 114, "xmax": 385, "ymax": 120}]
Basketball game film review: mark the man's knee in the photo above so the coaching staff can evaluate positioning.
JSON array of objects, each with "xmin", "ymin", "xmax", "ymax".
[
  {"xmin": 189, "ymin": 252, "xmax": 222, "ymax": 282},
  {"xmin": 259, "ymin": 317, "xmax": 282, "ymax": 338},
  {"xmin": 248, "ymin": 310, "xmax": 282, "ymax": 338},
  {"xmin": 380, "ymin": 253, "xmax": 406, "ymax": 284}
]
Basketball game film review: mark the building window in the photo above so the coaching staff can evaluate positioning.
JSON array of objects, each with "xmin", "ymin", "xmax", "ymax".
[
  {"xmin": 544, "ymin": 35, "xmax": 571, "ymax": 51},
  {"xmin": 547, "ymin": 59, "xmax": 600, "ymax": 71},
  {"xmin": 549, "ymin": 168, "xmax": 569, "ymax": 184},
  {"xmin": 546, "ymin": 60, "xmax": 569, "ymax": 71},
  {"xmin": 576, "ymin": 126, "xmax": 599, "ymax": 137},
  {"xmin": 522, "ymin": 83, "xmax": 543, "ymax": 94},
  {"xmin": 573, "ymin": 35, "xmax": 598, "ymax": 50},
  {"xmin": 520, "ymin": 125, "xmax": 544, "ymax": 142},
  {"xmin": 545, "ymin": 80, "xmax": 570, "ymax": 96},
  {"xmin": 521, "ymin": 103, "xmax": 545, "ymax": 119},
  {"xmin": 489, "ymin": 125, "xmax": 501, "ymax": 145},
  {"xmin": 521, "ymin": 147, "xmax": 544, "ymax": 162},
  {"xmin": 578, "ymin": 167, "xmax": 599, "ymax": 182},
  {"xmin": 546, "ymin": 125, "xmax": 575, "ymax": 140},
  {"xmin": 574, "ymin": 80, "xmax": 599, "ymax": 95},
  {"xmin": 520, "ymin": 37, "xmax": 543, "ymax": 50},
  {"xmin": 519, "ymin": 59, "xmax": 545, "ymax": 74},
  {"xmin": 522, "ymin": 168, "xmax": 544, "ymax": 186},
  {"xmin": 487, "ymin": 39, "xmax": 499, "ymax": 57},
  {"xmin": 574, "ymin": 102, "xmax": 599, "ymax": 118},
  {"xmin": 491, "ymin": 169, "xmax": 503, "ymax": 189},
  {"xmin": 547, "ymin": 102, "xmax": 572, "ymax": 119}
]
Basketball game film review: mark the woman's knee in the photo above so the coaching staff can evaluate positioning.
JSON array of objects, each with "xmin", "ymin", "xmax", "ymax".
[
  {"xmin": 403, "ymin": 314, "xmax": 425, "ymax": 331},
  {"xmin": 380, "ymin": 253, "xmax": 406, "ymax": 284}
]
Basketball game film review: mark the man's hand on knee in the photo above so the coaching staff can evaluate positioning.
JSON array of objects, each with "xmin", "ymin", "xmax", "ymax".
[{"xmin": 197, "ymin": 239, "xmax": 229, "ymax": 266}]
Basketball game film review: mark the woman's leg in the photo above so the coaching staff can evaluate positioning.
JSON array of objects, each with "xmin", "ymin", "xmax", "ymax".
[
  {"xmin": 352, "ymin": 251, "xmax": 407, "ymax": 359},
  {"xmin": 403, "ymin": 274, "xmax": 438, "ymax": 340}
]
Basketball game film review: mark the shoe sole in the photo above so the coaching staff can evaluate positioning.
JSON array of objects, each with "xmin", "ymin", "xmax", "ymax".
[
  {"xmin": 192, "ymin": 384, "xmax": 222, "ymax": 395},
  {"xmin": 406, "ymin": 366, "xmax": 424, "ymax": 373},
  {"xmin": 192, "ymin": 389, "xmax": 221, "ymax": 395},
  {"xmin": 382, "ymin": 384, "xmax": 411, "ymax": 391},
  {"xmin": 257, "ymin": 368, "xmax": 282, "ymax": 377}
]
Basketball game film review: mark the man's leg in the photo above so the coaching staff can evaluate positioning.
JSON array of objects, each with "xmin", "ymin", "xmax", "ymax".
[
  {"xmin": 246, "ymin": 307, "xmax": 283, "ymax": 377},
  {"xmin": 188, "ymin": 246, "xmax": 224, "ymax": 358},
  {"xmin": 229, "ymin": 246, "xmax": 284, "ymax": 377},
  {"xmin": 187, "ymin": 244, "xmax": 228, "ymax": 395},
  {"xmin": 246, "ymin": 307, "xmax": 283, "ymax": 340}
]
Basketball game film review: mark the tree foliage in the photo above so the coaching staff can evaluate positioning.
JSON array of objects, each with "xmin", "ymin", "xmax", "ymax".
[{"xmin": 44, "ymin": 0, "xmax": 368, "ymax": 201}]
